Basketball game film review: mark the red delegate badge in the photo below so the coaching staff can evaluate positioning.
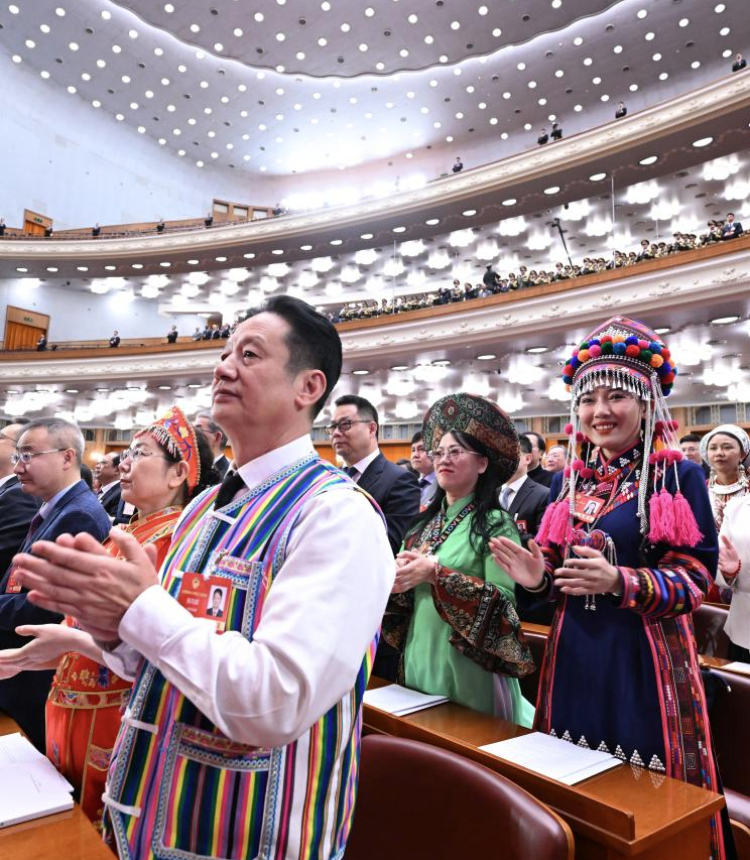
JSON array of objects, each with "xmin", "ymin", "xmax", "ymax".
[{"xmin": 177, "ymin": 573, "xmax": 232, "ymax": 633}]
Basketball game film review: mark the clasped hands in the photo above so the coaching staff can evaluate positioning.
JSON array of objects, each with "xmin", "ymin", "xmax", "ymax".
[
  {"xmin": 392, "ymin": 550, "xmax": 438, "ymax": 594},
  {"xmin": 11, "ymin": 528, "xmax": 160, "ymax": 641},
  {"xmin": 488, "ymin": 537, "xmax": 620, "ymax": 595}
]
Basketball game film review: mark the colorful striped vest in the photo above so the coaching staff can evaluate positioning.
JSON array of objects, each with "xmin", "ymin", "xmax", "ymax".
[{"xmin": 103, "ymin": 456, "xmax": 377, "ymax": 860}]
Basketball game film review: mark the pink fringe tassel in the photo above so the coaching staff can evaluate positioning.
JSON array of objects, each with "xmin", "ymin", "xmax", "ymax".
[
  {"xmin": 648, "ymin": 491, "xmax": 666, "ymax": 543},
  {"xmin": 672, "ymin": 492, "xmax": 703, "ymax": 547},
  {"xmin": 658, "ymin": 488, "xmax": 676, "ymax": 543},
  {"xmin": 537, "ymin": 499, "xmax": 571, "ymax": 546}
]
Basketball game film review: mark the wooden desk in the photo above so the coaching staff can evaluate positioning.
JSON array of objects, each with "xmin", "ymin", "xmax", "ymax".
[
  {"xmin": 0, "ymin": 715, "xmax": 115, "ymax": 860},
  {"xmin": 364, "ymin": 681, "xmax": 723, "ymax": 860}
]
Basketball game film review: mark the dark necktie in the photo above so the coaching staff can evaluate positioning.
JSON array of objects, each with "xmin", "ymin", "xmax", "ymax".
[
  {"xmin": 500, "ymin": 487, "xmax": 513, "ymax": 511},
  {"xmin": 25, "ymin": 512, "xmax": 45, "ymax": 544},
  {"xmin": 344, "ymin": 466, "xmax": 359, "ymax": 480},
  {"xmin": 419, "ymin": 478, "xmax": 429, "ymax": 489},
  {"xmin": 214, "ymin": 471, "xmax": 245, "ymax": 508}
]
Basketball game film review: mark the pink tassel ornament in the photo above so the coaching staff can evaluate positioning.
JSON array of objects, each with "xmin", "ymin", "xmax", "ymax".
[
  {"xmin": 536, "ymin": 500, "xmax": 571, "ymax": 546},
  {"xmin": 648, "ymin": 491, "xmax": 666, "ymax": 543},
  {"xmin": 673, "ymin": 492, "xmax": 703, "ymax": 547}
]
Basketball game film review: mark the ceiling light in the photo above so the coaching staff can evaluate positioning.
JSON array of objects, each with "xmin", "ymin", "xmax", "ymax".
[
  {"xmin": 477, "ymin": 354, "xmax": 496, "ymax": 360},
  {"xmin": 639, "ymin": 155, "xmax": 658, "ymax": 165},
  {"xmin": 589, "ymin": 172, "xmax": 607, "ymax": 181},
  {"xmin": 693, "ymin": 137, "xmax": 713, "ymax": 148},
  {"xmin": 710, "ymin": 315, "xmax": 741, "ymax": 325},
  {"xmin": 462, "ymin": 209, "xmax": 477, "ymax": 217},
  {"xmin": 526, "ymin": 346, "xmax": 550, "ymax": 354},
  {"xmin": 158, "ymin": 385, "xmax": 173, "ymax": 390},
  {"xmin": 653, "ymin": 327, "xmax": 671, "ymax": 335},
  {"xmin": 352, "ymin": 369, "xmax": 369, "ymax": 375},
  {"xmin": 544, "ymin": 186, "xmax": 560, "ymax": 195},
  {"xmin": 390, "ymin": 365, "xmax": 409, "ymax": 371}
]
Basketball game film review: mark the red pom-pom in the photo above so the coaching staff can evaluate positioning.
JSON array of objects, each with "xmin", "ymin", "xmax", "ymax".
[
  {"xmin": 648, "ymin": 452, "xmax": 659, "ymax": 465},
  {"xmin": 563, "ymin": 466, "xmax": 572, "ymax": 478},
  {"xmin": 660, "ymin": 348, "xmax": 671, "ymax": 360},
  {"xmin": 669, "ymin": 419, "xmax": 679, "ymax": 431},
  {"xmin": 662, "ymin": 372, "xmax": 675, "ymax": 384},
  {"xmin": 600, "ymin": 335, "xmax": 613, "ymax": 344},
  {"xmin": 575, "ymin": 431, "xmax": 586, "ymax": 443},
  {"xmin": 580, "ymin": 467, "xmax": 595, "ymax": 479},
  {"xmin": 564, "ymin": 423, "xmax": 574, "ymax": 436},
  {"xmin": 572, "ymin": 459, "xmax": 585, "ymax": 471},
  {"xmin": 625, "ymin": 344, "xmax": 640, "ymax": 357},
  {"xmin": 654, "ymin": 420, "xmax": 665, "ymax": 436}
]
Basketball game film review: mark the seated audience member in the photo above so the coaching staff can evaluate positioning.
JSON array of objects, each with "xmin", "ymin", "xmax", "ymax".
[
  {"xmin": 80, "ymin": 463, "xmax": 94, "ymax": 491},
  {"xmin": 0, "ymin": 218, "xmax": 5, "ymax": 236},
  {"xmin": 202, "ymin": 324, "xmax": 212, "ymax": 340},
  {"xmin": 194, "ymin": 410, "xmax": 231, "ymax": 478},
  {"xmin": 544, "ymin": 444, "xmax": 567, "ymax": 474},
  {"xmin": 156, "ymin": 218, "xmax": 165, "ymax": 233},
  {"xmin": 191, "ymin": 326, "xmax": 203, "ymax": 341},
  {"xmin": 721, "ymin": 212, "xmax": 743, "ymax": 240},
  {"xmin": 615, "ymin": 101, "xmax": 628, "ymax": 118},
  {"xmin": 6, "ymin": 298, "xmax": 393, "ymax": 860},
  {"xmin": 500, "ymin": 435, "xmax": 550, "ymax": 543},
  {"xmin": 204, "ymin": 212, "xmax": 214, "ymax": 228},
  {"xmin": 220, "ymin": 322, "xmax": 231, "ymax": 338},
  {"xmin": 452, "ymin": 157, "xmax": 464, "ymax": 173},
  {"xmin": 550, "ymin": 121, "xmax": 563, "ymax": 141},
  {"xmin": 36, "ymin": 332, "xmax": 47, "ymax": 351},
  {"xmin": 92, "ymin": 223, "xmax": 101, "ymax": 238},
  {"xmin": 0, "ymin": 409, "xmax": 216, "ymax": 828},
  {"xmin": 732, "ymin": 52, "xmax": 746, "ymax": 72},
  {"xmin": 537, "ymin": 128, "xmax": 549, "ymax": 145},
  {"xmin": 524, "ymin": 431, "xmax": 552, "ymax": 488},
  {"xmin": 680, "ymin": 433, "xmax": 710, "ymax": 478},
  {"xmin": 211, "ymin": 324, "xmax": 222, "ymax": 340},
  {"xmin": 166, "ymin": 325, "xmax": 178, "ymax": 344},
  {"xmin": 0, "ymin": 418, "xmax": 111, "ymax": 750},
  {"xmin": 109, "ymin": 330, "xmax": 121, "ymax": 348},
  {"xmin": 95, "ymin": 452, "xmax": 122, "ymax": 518},
  {"xmin": 383, "ymin": 393, "xmax": 535, "ymax": 725},
  {"xmin": 272, "ymin": 202, "xmax": 285, "ymax": 216}
]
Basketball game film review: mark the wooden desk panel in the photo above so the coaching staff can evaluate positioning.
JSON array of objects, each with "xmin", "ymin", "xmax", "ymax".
[
  {"xmin": 0, "ymin": 715, "xmax": 115, "ymax": 860},
  {"xmin": 364, "ymin": 681, "xmax": 723, "ymax": 860}
]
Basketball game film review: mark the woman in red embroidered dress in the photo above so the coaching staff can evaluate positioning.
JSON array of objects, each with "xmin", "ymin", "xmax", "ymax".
[{"xmin": 0, "ymin": 407, "xmax": 215, "ymax": 828}]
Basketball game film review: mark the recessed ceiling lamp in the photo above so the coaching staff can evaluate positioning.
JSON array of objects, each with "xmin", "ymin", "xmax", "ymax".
[
  {"xmin": 46, "ymin": 267, "xmax": 58, "ymax": 273},
  {"xmin": 392, "ymin": 226, "xmax": 406, "ymax": 233},
  {"xmin": 432, "ymin": 360, "xmax": 451, "ymax": 366},
  {"xmin": 187, "ymin": 383, "xmax": 203, "ymax": 389},
  {"xmin": 462, "ymin": 209, "xmax": 477, "ymax": 217},
  {"xmin": 544, "ymin": 186, "xmax": 560, "ymax": 195},
  {"xmin": 360, "ymin": 233, "xmax": 374, "ymax": 240},
  {"xmin": 425, "ymin": 218, "xmax": 440, "ymax": 226},
  {"xmin": 477, "ymin": 353, "xmax": 496, "ymax": 360},
  {"xmin": 525, "ymin": 346, "xmax": 550, "ymax": 354},
  {"xmin": 589, "ymin": 172, "xmax": 607, "ymax": 181},
  {"xmin": 65, "ymin": 388, "xmax": 79, "ymax": 394},
  {"xmin": 158, "ymin": 385, "xmax": 173, "ymax": 390},
  {"xmin": 390, "ymin": 364, "xmax": 409, "ymax": 371},
  {"xmin": 352, "ymin": 369, "xmax": 369, "ymax": 375},
  {"xmin": 15, "ymin": 267, "xmax": 28, "ymax": 273},
  {"xmin": 639, "ymin": 155, "xmax": 658, "ymax": 165},
  {"xmin": 692, "ymin": 137, "xmax": 714, "ymax": 148},
  {"xmin": 710, "ymin": 315, "xmax": 741, "ymax": 325},
  {"xmin": 653, "ymin": 326, "xmax": 671, "ymax": 335}
]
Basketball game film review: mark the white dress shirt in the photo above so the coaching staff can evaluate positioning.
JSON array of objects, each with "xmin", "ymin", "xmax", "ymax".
[
  {"xmin": 499, "ymin": 474, "xmax": 528, "ymax": 511},
  {"xmin": 717, "ymin": 495, "xmax": 750, "ymax": 650},
  {"xmin": 348, "ymin": 447, "xmax": 381, "ymax": 482},
  {"xmin": 103, "ymin": 434, "xmax": 395, "ymax": 748}
]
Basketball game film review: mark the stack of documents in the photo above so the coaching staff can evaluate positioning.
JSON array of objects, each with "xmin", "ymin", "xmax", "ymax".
[
  {"xmin": 480, "ymin": 732, "xmax": 623, "ymax": 785},
  {"xmin": 363, "ymin": 684, "xmax": 449, "ymax": 716},
  {"xmin": 0, "ymin": 732, "xmax": 74, "ymax": 828}
]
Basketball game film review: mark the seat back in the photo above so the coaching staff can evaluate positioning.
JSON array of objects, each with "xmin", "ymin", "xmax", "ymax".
[
  {"xmin": 346, "ymin": 735, "xmax": 574, "ymax": 860},
  {"xmin": 693, "ymin": 603, "xmax": 731, "ymax": 658},
  {"xmin": 731, "ymin": 819, "xmax": 750, "ymax": 860},
  {"xmin": 707, "ymin": 668, "xmax": 750, "ymax": 796}
]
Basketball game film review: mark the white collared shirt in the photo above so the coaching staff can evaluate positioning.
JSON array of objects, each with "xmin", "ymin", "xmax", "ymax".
[
  {"xmin": 104, "ymin": 433, "xmax": 395, "ymax": 748},
  {"xmin": 499, "ymin": 474, "xmax": 528, "ymax": 509},
  {"xmin": 98, "ymin": 479, "xmax": 119, "ymax": 498},
  {"xmin": 348, "ymin": 447, "xmax": 381, "ymax": 481}
]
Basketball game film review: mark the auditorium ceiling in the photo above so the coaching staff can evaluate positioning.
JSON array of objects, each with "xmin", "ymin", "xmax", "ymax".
[{"xmin": 0, "ymin": 0, "xmax": 743, "ymax": 177}]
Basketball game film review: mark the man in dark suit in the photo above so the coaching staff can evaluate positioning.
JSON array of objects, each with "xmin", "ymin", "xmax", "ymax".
[
  {"xmin": 500, "ymin": 436, "xmax": 550, "ymax": 542},
  {"xmin": 0, "ymin": 422, "xmax": 41, "ymax": 579},
  {"xmin": 95, "ymin": 451, "xmax": 122, "ymax": 518},
  {"xmin": 410, "ymin": 431, "xmax": 437, "ymax": 509},
  {"xmin": 721, "ymin": 212, "xmax": 743, "ymax": 240},
  {"xmin": 330, "ymin": 395, "xmax": 420, "ymax": 680},
  {"xmin": 109, "ymin": 330, "xmax": 121, "ymax": 348},
  {"xmin": 0, "ymin": 418, "xmax": 111, "ymax": 750},
  {"xmin": 195, "ymin": 411, "xmax": 230, "ymax": 478},
  {"xmin": 524, "ymin": 431, "xmax": 553, "ymax": 488}
]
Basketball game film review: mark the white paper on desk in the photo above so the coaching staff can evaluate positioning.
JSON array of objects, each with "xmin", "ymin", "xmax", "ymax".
[
  {"xmin": 0, "ymin": 732, "xmax": 75, "ymax": 827},
  {"xmin": 721, "ymin": 661, "xmax": 750, "ymax": 677},
  {"xmin": 364, "ymin": 684, "xmax": 449, "ymax": 716},
  {"xmin": 480, "ymin": 731, "xmax": 623, "ymax": 785}
]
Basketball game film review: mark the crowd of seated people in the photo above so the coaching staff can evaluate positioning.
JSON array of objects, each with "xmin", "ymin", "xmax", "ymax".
[{"xmin": 332, "ymin": 216, "xmax": 745, "ymax": 323}]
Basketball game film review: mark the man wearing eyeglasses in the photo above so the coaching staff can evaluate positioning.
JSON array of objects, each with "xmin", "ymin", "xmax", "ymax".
[{"xmin": 0, "ymin": 417, "xmax": 110, "ymax": 750}]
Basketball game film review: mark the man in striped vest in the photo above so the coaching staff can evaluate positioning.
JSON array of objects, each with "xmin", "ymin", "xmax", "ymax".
[{"xmin": 15, "ymin": 296, "xmax": 395, "ymax": 860}]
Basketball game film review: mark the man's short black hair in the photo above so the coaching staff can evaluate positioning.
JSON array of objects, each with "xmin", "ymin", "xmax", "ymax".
[
  {"xmin": 410, "ymin": 430, "xmax": 424, "ymax": 446},
  {"xmin": 334, "ymin": 394, "xmax": 379, "ymax": 436},
  {"xmin": 524, "ymin": 431, "xmax": 546, "ymax": 453},
  {"xmin": 518, "ymin": 435, "xmax": 533, "ymax": 455},
  {"xmin": 213, "ymin": 588, "xmax": 223, "ymax": 598},
  {"xmin": 111, "ymin": 453, "xmax": 121, "ymax": 469},
  {"xmin": 680, "ymin": 433, "xmax": 702, "ymax": 444},
  {"xmin": 247, "ymin": 295, "xmax": 342, "ymax": 417}
]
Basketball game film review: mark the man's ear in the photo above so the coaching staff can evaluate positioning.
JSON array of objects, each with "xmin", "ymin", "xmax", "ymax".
[{"xmin": 295, "ymin": 369, "xmax": 327, "ymax": 412}]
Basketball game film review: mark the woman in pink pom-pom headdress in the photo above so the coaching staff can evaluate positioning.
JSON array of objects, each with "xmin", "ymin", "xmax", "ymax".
[{"xmin": 490, "ymin": 316, "xmax": 734, "ymax": 860}]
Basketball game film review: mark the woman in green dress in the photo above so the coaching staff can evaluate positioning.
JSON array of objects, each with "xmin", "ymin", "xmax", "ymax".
[{"xmin": 383, "ymin": 392, "xmax": 536, "ymax": 727}]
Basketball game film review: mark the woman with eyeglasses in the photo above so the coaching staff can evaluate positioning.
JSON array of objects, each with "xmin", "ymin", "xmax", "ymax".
[
  {"xmin": 0, "ymin": 407, "xmax": 216, "ymax": 828},
  {"xmin": 382, "ymin": 393, "xmax": 536, "ymax": 726}
]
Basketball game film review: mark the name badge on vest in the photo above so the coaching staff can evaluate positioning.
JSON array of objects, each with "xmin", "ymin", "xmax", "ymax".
[
  {"xmin": 515, "ymin": 519, "xmax": 528, "ymax": 534},
  {"xmin": 573, "ymin": 494, "xmax": 605, "ymax": 524},
  {"xmin": 5, "ymin": 567, "xmax": 22, "ymax": 593},
  {"xmin": 177, "ymin": 572, "xmax": 233, "ymax": 632}
]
